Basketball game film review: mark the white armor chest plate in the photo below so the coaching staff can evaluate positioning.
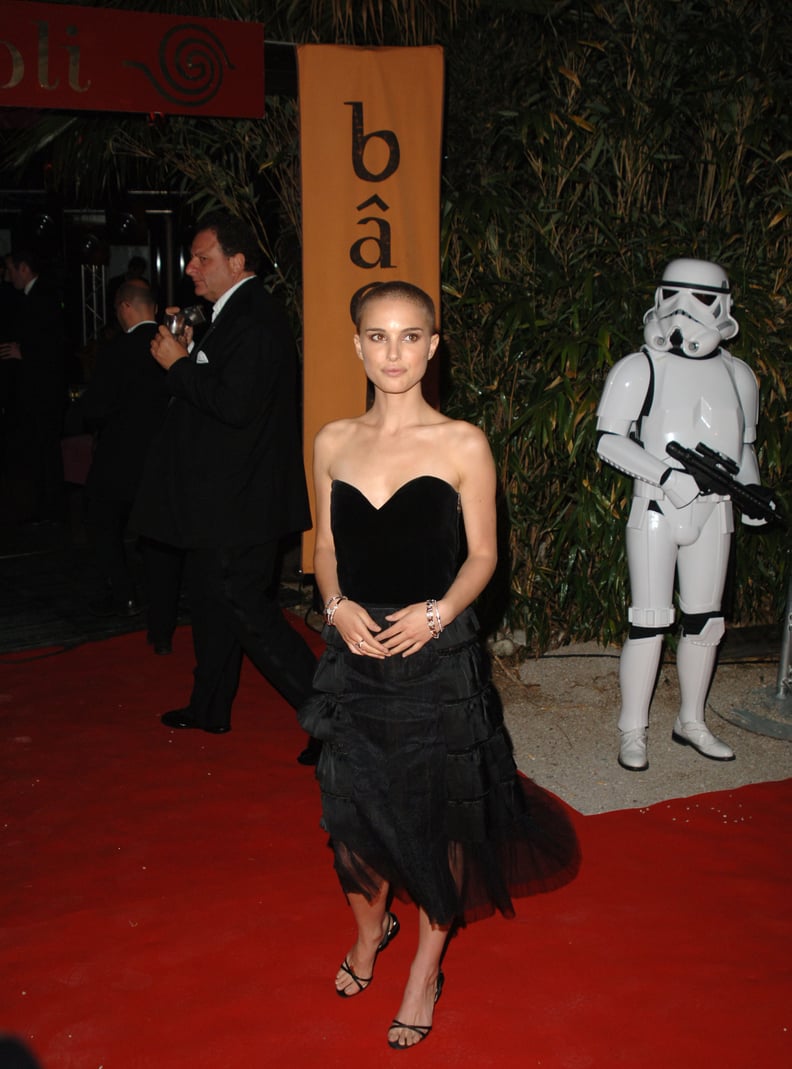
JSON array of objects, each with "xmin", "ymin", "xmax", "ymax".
[{"xmin": 641, "ymin": 352, "xmax": 744, "ymax": 465}]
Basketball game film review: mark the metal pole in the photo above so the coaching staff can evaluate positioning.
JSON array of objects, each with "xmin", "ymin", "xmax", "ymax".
[
  {"xmin": 165, "ymin": 214, "xmax": 175, "ymax": 308},
  {"xmin": 80, "ymin": 264, "xmax": 106, "ymax": 345},
  {"xmin": 776, "ymin": 575, "xmax": 792, "ymax": 700}
]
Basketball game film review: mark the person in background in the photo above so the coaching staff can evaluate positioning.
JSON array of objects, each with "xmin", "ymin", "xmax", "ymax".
[
  {"xmin": 82, "ymin": 281, "xmax": 179, "ymax": 646},
  {"xmin": 131, "ymin": 212, "xmax": 318, "ymax": 750},
  {"xmin": 107, "ymin": 254, "xmax": 149, "ymax": 314},
  {"xmin": 1, "ymin": 248, "xmax": 67, "ymax": 524},
  {"xmin": 300, "ymin": 281, "xmax": 580, "ymax": 1050}
]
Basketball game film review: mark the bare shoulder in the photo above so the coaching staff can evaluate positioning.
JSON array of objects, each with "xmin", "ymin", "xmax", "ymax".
[
  {"xmin": 438, "ymin": 418, "xmax": 492, "ymax": 457},
  {"xmin": 313, "ymin": 418, "xmax": 356, "ymax": 471},
  {"xmin": 432, "ymin": 419, "xmax": 494, "ymax": 483},
  {"xmin": 314, "ymin": 416, "xmax": 359, "ymax": 451}
]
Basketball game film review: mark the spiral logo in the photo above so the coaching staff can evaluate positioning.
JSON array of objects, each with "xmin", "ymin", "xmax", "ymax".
[{"xmin": 125, "ymin": 25, "xmax": 234, "ymax": 107}]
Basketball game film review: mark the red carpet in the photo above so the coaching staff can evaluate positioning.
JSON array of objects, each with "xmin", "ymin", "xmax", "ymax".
[{"xmin": 1, "ymin": 626, "xmax": 790, "ymax": 1068}]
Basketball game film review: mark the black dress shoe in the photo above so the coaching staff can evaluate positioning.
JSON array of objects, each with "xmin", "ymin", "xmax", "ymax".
[
  {"xmin": 297, "ymin": 736, "xmax": 322, "ymax": 765},
  {"xmin": 161, "ymin": 708, "xmax": 197, "ymax": 729},
  {"xmin": 160, "ymin": 708, "xmax": 231, "ymax": 734}
]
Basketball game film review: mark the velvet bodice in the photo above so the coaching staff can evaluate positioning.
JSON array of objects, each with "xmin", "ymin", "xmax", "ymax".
[{"xmin": 331, "ymin": 476, "xmax": 461, "ymax": 604}]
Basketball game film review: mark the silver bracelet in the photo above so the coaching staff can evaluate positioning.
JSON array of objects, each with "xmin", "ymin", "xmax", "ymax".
[
  {"xmin": 324, "ymin": 594, "xmax": 347, "ymax": 626},
  {"xmin": 426, "ymin": 598, "xmax": 443, "ymax": 639}
]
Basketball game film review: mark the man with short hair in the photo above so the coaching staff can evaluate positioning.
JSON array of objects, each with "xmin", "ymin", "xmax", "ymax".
[
  {"xmin": 107, "ymin": 255, "xmax": 151, "ymax": 327},
  {"xmin": 131, "ymin": 212, "xmax": 318, "ymax": 743},
  {"xmin": 82, "ymin": 281, "xmax": 170, "ymax": 621}
]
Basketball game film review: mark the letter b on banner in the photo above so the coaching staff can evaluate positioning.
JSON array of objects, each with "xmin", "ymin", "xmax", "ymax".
[{"xmin": 346, "ymin": 101, "xmax": 400, "ymax": 182}]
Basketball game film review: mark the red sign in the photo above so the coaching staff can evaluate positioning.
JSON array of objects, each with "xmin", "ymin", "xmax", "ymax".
[{"xmin": 0, "ymin": 1, "xmax": 264, "ymax": 117}]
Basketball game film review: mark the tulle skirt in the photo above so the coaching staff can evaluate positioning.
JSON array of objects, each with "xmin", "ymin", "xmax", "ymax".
[{"xmin": 298, "ymin": 607, "xmax": 580, "ymax": 926}]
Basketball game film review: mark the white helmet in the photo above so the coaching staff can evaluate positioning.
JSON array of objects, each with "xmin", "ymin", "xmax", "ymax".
[{"xmin": 643, "ymin": 258, "xmax": 738, "ymax": 357}]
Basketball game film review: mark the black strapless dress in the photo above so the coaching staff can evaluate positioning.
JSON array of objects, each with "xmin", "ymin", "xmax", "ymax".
[{"xmin": 299, "ymin": 476, "xmax": 579, "ymax": 925}]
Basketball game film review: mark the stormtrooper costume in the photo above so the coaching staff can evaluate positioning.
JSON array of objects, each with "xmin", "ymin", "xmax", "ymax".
[{"xmin": 596, "ymin": 259, "xmax": 767, "ymax": 771}]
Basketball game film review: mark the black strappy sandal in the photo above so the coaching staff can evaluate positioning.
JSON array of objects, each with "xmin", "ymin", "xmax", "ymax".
[
  {"xmin": 336, "ymin": 911, "xmax": 400, "ymax": 998},
  {"xmin": 387, "ymin": 971, "xmax": 445, "ymax": 1050}
]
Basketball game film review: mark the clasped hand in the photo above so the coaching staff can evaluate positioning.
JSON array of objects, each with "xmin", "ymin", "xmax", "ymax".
[{"xmin": 335, "ymin": 600, "xmax": 436, "ymax": 659}]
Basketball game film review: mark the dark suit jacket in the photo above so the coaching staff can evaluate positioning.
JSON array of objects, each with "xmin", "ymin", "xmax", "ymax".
[
  {"xmin": 12, "ymin": 277, "xmax": 67, "ymax": 415},
  {"xmin": 131, "ymin": 276, "xmax": 311, "ymax": 548},
  {"xmin": 81, "ymin": 321, "xmax": 167, "ymax": 502}
]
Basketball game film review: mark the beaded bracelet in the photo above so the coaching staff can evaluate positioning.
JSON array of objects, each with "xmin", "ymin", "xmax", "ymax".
[
  {"xmin": 324, "ymin": 593, "xmax": 348, "ymax": 626},
  {"xmin": 425, "ymin": 598, "xmax": 443, "ymax": 639}
]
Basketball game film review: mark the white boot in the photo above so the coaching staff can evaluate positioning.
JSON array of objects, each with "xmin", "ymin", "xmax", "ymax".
[
  {"xmin": 616, "ymin": 635, "xmax": 664, "ymax": 771},
  {"xmin": 618, "ymin": 728, "xmax": 648, "ymax": 772},
  {"xmin": 672, "ymin": 717, "xmax": 734, "ymax": 760},
  {"xmin": 672, "ymin": 621, "xmax": 735, "ymax": 761}
]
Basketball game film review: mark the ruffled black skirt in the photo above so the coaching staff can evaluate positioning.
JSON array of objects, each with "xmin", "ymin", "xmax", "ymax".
[{"xmin": 298, "ymin": 607, "xmax": 580, "ymax": 926}]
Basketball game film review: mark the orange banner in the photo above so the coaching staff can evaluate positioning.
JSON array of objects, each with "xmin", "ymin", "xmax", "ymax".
[{"xmin": 297, "ymin": 44, "xmax": 445, "ymax": 571}]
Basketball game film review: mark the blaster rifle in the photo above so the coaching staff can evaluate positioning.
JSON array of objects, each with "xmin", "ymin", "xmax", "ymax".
[{"xmin": 665, "ymin": 440, "xmax": 784, "ymax": 525}]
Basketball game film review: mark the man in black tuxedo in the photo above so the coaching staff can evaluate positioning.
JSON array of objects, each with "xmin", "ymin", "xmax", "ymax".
[
  {"xmin": 131, "ymin": 212, "xmax": 318, "ymax": 744},
  {"xmin": 1, "ymin": 249, "xmax": 67, "ymax": 522},
  {"xmin": 82, "ymin": 280, "xmax": 178, "ymax": 636}
]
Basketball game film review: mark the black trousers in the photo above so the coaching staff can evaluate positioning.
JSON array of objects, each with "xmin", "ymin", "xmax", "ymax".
[
  {"xmin": 183, "ymin": 541, "xmax": 317, "ymax": 731},
  {"xmin": 86, "ymin": 501, "xmax": 183, "ymax": 638},
  {"xmin": 140, "ymin": 536, "xmax": 184, "ymax": 645},
  {"xmin": 85, "ymin": 494, "xmax": 136, "ymax": 603}
]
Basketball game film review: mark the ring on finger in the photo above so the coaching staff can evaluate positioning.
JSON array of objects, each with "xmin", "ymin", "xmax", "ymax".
[{"xmin": 355, "ymin": 639, "xmax": 364, "ymax": 649}]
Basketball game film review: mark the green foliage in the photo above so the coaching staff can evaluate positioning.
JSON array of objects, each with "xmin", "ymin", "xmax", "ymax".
[{"xmin": 440, "ymin": 0, "xmax": 791, "ymax": 649}]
